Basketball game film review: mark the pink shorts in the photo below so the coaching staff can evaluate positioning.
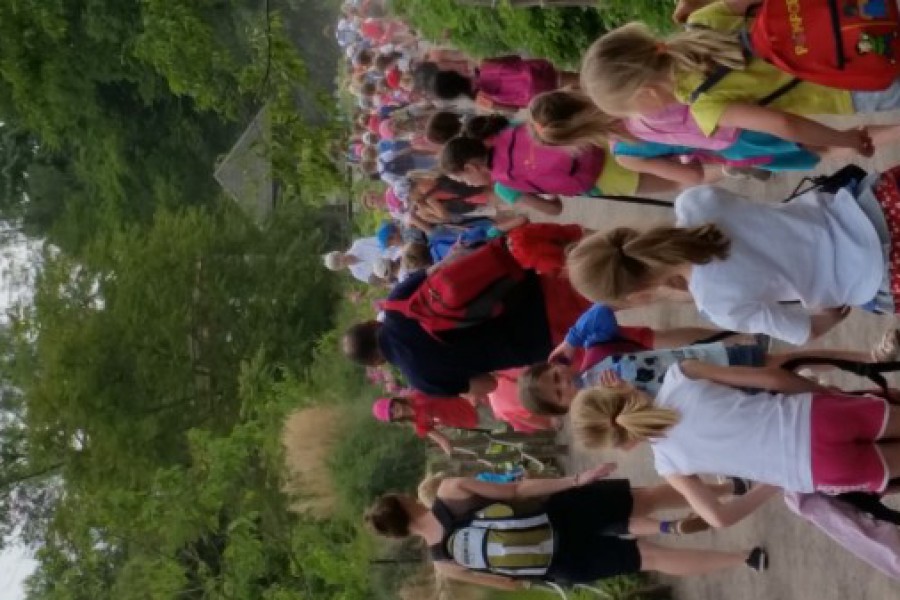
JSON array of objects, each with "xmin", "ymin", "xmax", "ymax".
[{"xmin": 810, "ymin": 393, "xmax": 890, "ymax": 494}]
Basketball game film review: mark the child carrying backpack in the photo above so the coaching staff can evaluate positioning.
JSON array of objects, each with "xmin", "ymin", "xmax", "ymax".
[
  {"xmin": 566, "ymin": 164, "xmax": 900, "ymax": 346},
  {"xmin": 528, "ymin": 90, "xmax": 820, "ymax": 186},
  {"xmin": 438, "ymin": 115, "xmax": 682, "ymax": 217},
  {"xmin": 580, "ymin": 3, "xmax": 900, "ymax": 157},
  {"xmin": 366, "ymin": 469, "xmax": 768, "ymax": 591}
]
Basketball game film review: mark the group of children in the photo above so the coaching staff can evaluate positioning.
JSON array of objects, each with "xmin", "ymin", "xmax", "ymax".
[{"xmin": 329, "ymin": 0, "xmax": 900, "ymax": 592}]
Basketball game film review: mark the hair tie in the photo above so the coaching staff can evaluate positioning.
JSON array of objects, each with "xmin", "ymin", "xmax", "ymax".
[{"xmin": 655, "ymin": 41, "xmax": 668, "ymax": 55}]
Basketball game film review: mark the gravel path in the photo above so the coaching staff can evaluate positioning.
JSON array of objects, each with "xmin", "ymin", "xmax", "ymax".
[{"xmin": 539, "ymin": 112, "xmax": 900, "ymax": 599}]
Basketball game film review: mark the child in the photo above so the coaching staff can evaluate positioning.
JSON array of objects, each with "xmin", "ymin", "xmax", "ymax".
[
  {"xmin": 579, "ymin": 4, "xmax": 900, "ymax": 155},
  {"xmin": 566, "ymin": 167, "xmax": 900, "ymax": 346},
  {"xmin": 439, "ymin": 115, "xmax": 680, "ymax": 216},
  {"xmin": 419, "ymin": 55, "xmax": 577, "ymax": 112},
  {"xmin": 570, "ymin": 360, "xmax": 900, "ymax": 528},
  {"xmin": 366, "ymin": 469, "xmax": 768, "ymax": 591},
  {"xmin": 371, "ymin": 394, "xmax": 503, "ymax": 456},
  {"xmin": 528, "ymin": 89, "xmax": 819, "ymax": 185}
]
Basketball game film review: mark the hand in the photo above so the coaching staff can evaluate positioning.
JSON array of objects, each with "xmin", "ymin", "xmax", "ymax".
[
  {"xmin": 576, "ymin": 461, "xmax": 618, "ymax": 485},
  {"xmin": 598, "ymin": 369, "xmax": 625, "ymax": 388},
  {"xmin": 847, "ymin": 127, "xmax": 874, "ymax": 157},
  {"xmin": 673, "ymin": 0, "xmax": 701, "ymax": 23},
  {"xmin": 548, "ymin": 340, "xmax": 576, "ymax": 365}
]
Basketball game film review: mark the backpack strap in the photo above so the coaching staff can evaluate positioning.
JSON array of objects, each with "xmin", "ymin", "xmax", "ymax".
[
  {"xmin": 588, "ymin": 193, "xmax": 673, "ymax": 208},
  {"xmin": 779, "ymin": 356, "xmax": 900, "ymax": 400},
  {"xmin": 379, "ymin": 298, "xmax": 415, "ymax": 318}
]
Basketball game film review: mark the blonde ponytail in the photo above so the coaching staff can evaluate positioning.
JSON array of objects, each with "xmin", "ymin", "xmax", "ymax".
[
  {"xmin": 580, "ymin": 22, "xmax": 746, "ymax": 116},
  {"xmin": 570, "ymin": 386, "xmax": 679, "ymax": 450},
  {"xmin": 566, "ymin": 224, "xmax": 730, "ymax": 302},
  {"xmin": 527, "ymin": 90, "xmax": 626, "ymax": 148}
]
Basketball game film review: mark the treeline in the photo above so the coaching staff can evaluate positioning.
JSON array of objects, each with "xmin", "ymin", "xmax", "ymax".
[{"xmin": 0, "ymin": 1, "xmax": 427, "ymax": 599}]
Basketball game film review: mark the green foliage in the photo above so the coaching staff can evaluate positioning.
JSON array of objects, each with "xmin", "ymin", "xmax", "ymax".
[
  {"xmin": 391, "ymin": 0, "xmax": 672, "ymax": 67},
  {"xmin": 392, "ymin": 0, "xmax": 606, "ymax": 66},
  {"xmin": 330, "ymin": 401, "xmax": 428, "ymax": 516}
]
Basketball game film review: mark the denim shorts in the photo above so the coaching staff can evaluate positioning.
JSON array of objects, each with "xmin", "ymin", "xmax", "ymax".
[
  {"xmin": 852, "ymin": 78, "xmax": 900, "ymax": 113},
  {"xmin": 725, "ymin": 343, "xmax": 767, "ymax": 367}
]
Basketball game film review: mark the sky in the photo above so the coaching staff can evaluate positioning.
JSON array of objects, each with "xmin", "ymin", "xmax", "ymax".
[{"xmin": 0, "ymin": 228, "xmax": 43, "ymax": 600}]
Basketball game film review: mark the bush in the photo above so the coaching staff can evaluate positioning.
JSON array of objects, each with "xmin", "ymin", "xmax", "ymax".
[
  {"xmin": 391, "ymin": 0, "xmax": 673, "ymax": 67},
  {"xmin": 329, "ymin": 401, "xmax": 429, "ymax": 516}
]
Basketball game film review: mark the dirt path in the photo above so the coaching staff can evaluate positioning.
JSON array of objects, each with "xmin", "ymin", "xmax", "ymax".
[{"xmin": 542, "ymin": 112, "xmax": 900, "ymax": 599}]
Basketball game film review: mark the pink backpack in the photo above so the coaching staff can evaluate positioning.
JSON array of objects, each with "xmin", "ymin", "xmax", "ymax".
[
  {"xmin": 491, "ymin": 124, "xmax": 606, "ymax": 196},
  {"xmin": 784, "ymin": 492, "xmax": 900, "ymax": 580},
  {"xmin": 624, "ymin": 104, "xmax": 739, "ymax": 151}
]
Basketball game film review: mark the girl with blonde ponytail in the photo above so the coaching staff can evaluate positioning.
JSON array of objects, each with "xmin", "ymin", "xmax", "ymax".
[
  {"xmin": 566, "ymin": 172, "xmax": 900, "ymax": 347},
  {"xmin": 570, "ymin": 356, "xmax": 900, "ymax": 529},
  {"xmin": 581, "ymin": 2, "xmax": 900, "ymax": 157}
]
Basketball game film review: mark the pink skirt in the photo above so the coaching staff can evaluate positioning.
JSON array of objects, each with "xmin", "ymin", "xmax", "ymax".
[{"xmin": 476, "ymin": 56, "xmax": 559, "ymax": 109}]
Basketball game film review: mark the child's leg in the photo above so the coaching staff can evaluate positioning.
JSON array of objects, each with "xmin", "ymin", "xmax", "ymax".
[
  {"xmin": 631, "ymin": 481, "xmax": 733, "ymax": 515},
  {"xmin": 765, "ymin": 348, "xmax": 875, "ymax": 369},
  {"xmin": 879, "ymin": 404, "xmax": 900, "ymax": 439},
  {"xmin": 637, "ymin": 540, "xmax": 761, "ymax": 576},
  {"xmin": 868, "ymin": 124, "xmax": 900, "ymax": 149}
]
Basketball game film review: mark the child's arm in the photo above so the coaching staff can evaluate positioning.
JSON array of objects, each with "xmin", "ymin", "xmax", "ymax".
[
  {"xmin": 439, "ymin": 462, "xmax": 618, "ymax": 503},
  {"xmin": 615, "ymin": 155, "xmax": 706, "ymax": 187},
  {"xmin": 427, "ymin": 430, "xmax": 455, "ymax": 456},
  {"xmin": 516, "ymin": 194, "xmax": 563, "ymax": 216},
  {"xmin": 666, "ymin": 475, "xmax": 778, "ymax": 528},
  {"xmin": 718, "ymin": 104, "xmax": 873, "ymax": 156},
  {"xmin": 467, "ymin": 373, "xmax": 498, "ymax": 396},
  {"xmin": 549, "ymin": 303, "xmax": 619, "ymax": 364},
  {"xmin": 679, "ymin": 360, "xmax": 830, "ymax": 393}
]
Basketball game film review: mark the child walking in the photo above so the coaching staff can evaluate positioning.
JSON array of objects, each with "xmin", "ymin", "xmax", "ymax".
[
  {"xmin": 579, "ymin": 2, "xmax": 900, "ymax": 155},
  {"xmin": 570, "ymin": 360, "xmax": 900, "ymax": 528},
  {"xmin": 566, "ymin": 166, "xmax": 900, "ymax": 346},
  {"xmin": 528, "ymin": 89, "xmax": 820, "ymax": 185},
  {"xmin": 371, "ymin": 393, "xmax": 502, "ymax": 455},
  {"xmin": 366, "ymin": 467, "xmax": 768, "ymax": 591},
  {"xmin": 439, "ymin": 115, "xmax": 681, "ymax": 216}
]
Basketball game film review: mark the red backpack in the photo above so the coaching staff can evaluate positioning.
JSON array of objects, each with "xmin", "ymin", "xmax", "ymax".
[
  {"xmin": 691, "ymin": 0, "xmax": 900, "ymax": 103},
  {"xmin": 750, "ymin": 0, "xmax": 900, "ymax": 90},
  {"xmin": 380, "ymin": 238, "xmax": 525, "ymax": 338}
]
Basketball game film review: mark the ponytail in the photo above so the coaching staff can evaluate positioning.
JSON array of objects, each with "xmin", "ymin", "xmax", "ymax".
[
  {"xmin": 528, "ymin": 90, "xmax": 625, "ymax": 148},
  {"xmin": 570, "ymin": 386, "xmax": 679, "ymax": 450},
  {"xmin": 566, "ymin": 224, "xmax": 730, "ymax": 302},
  {"xmin": 580, "ymin": 21, "xmax": 746, "ymax": 116}
]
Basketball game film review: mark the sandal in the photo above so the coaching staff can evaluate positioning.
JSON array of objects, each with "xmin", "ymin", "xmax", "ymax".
[
  {"xmin": 871, "ymin": 328, "xmax": 900, "ymax": 362},
  {"xmin": 745, "ymin": 547, "xmax": 769, "ymax": 572}
]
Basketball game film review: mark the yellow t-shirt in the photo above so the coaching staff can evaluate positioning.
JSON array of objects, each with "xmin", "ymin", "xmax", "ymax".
[{"xmin": 675, "ymin": 1, "xmax": 854, "ymax": 135}]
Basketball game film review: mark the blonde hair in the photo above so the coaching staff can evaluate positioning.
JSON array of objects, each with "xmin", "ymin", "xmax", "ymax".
[
  {"xmin": 528, "ymin": 90, "xmax": 624, "ymax": 148},
  {"xmin": 322, "ymin": 251, "xmax": 344, "ymax": 271},
  {"xmin": 570, "ymin": 386, "xmax": 679, "ymax": 449},
  {"xmin": 580, "ymin": 22, "xmax": 746, "ymax": 116},
  {"xmin": 566, "ymin": 224, "xmax": 730, "ymax": 302},
  {"xmin": 417, "ymin": 472, "xmax": 446, "ymax": 507}
]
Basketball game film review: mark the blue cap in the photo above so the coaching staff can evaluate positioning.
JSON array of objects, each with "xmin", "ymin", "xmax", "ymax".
[{"xmin": 376, "ymin": 221, "xmax": 399, "ymax": 249}]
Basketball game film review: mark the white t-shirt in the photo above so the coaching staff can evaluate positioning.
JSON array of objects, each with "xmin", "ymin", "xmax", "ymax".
[
  {"xmin": 346, "ymin": 237, "xmax": 399, "ymax": 283},
  {"xmin": 676, "ymin": 186, "xmax": 883, "ymax": 345},
  {"xmin": 652, "ymin": 363, "xmax": 814, "ymax": 492}
]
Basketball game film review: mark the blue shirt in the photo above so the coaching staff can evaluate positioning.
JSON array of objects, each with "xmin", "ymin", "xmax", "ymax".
[
  {"xmin": 378, "ymin": 271, "xmax": 553, "ymax": 395},
  {"xmin": 564, "ymin": 303, "xmax": 619, "ymax": 348}
]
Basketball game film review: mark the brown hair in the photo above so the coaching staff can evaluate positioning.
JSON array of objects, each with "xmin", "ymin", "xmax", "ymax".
[
  {"xmin": 528, "ymin": 90, "xmax": 625, "ymax": 148},
  {"xmin": 439, "ymin": 136, "xmax": 489, "ymax": 174},
  {"xmin": 401, "ymin": 241, "xmax": 433, "ymax": 272},
  {"xmin": 570, "ymin": 386, "xmax": 680, "ymax": 449},
  {"xmin": 566, "ymin": 224, "xmax": 730, "ymax": 302},
  {"xmin": 580, "ymin": 22, "xmax": 746, "ymax": 116},
  {"xmin": 365, "ymin": 493, "xmax": 413, "ymax": 538},
  {"xmin": 518, "ymin": 363, "xmax": 568, "ymax": 416},
  {"xmin": 425, "ymin": 111, "xmax": 463, "ymax": 145}
]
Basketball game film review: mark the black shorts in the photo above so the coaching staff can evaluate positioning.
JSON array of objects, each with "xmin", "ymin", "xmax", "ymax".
[{"xmin": 544, "ymin": 479, "xmax": 642, "ymax": 583}]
